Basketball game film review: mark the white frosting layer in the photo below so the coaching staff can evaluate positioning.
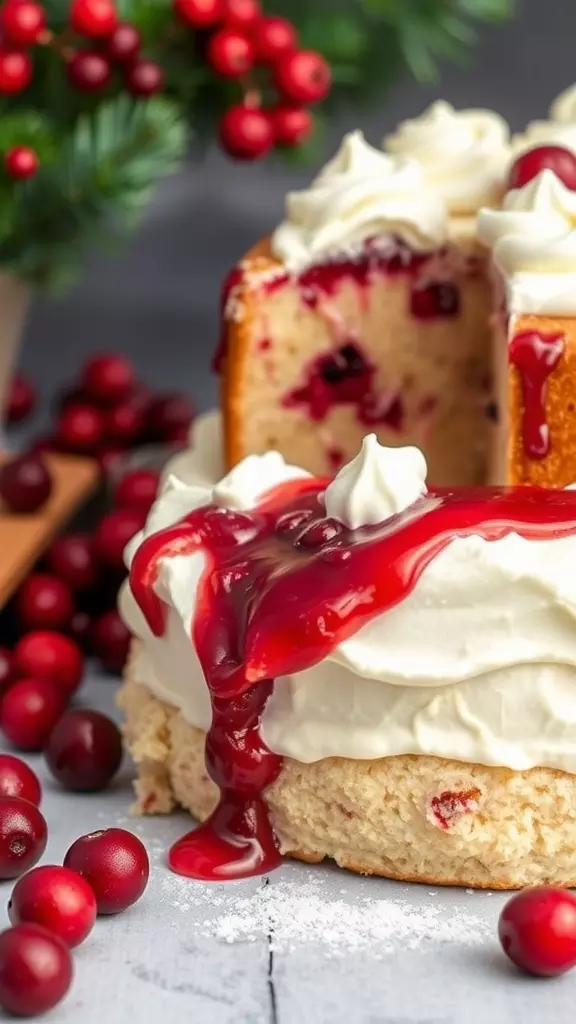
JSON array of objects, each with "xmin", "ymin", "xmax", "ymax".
[
  {"xmin": 384, "ymin": 100, "xmax": 510, "ymax": 214},
  {"xmin": 478, "ymin": 169, "xmax": 576, "ymax": 314},
  {"xmin": 271, "ymin": 131, "xmax": 447, "ymax": 271},
  {"xmin": 120, "ymin": 427, "xmax": 576, "ymax": 773}
]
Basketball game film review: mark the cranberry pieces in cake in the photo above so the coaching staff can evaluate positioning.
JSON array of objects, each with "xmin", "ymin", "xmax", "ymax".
[{"xmin": 427, "ymin": 788, "xmax": 482, "ymax": 831}]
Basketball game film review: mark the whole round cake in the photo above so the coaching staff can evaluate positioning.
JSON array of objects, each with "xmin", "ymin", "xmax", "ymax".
[{"xmin": 119, "ymin": 84, "xmax": 576, "ymax": 889}]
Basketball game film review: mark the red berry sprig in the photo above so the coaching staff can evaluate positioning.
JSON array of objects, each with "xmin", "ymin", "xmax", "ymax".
[
  {"xmin": 0, "ymin": 49, "xmax": 32, "ymax": 94},
  {"xmin": 3, "ymin": 145, "xmax": 39, "ymax": 180},
  {"xmin": 69, "ymin": 0, "xmax": 117, "ymax": 38},
  {"xmin": 0, "ymin": 1, "xmax": 47, "ymax": 46}
]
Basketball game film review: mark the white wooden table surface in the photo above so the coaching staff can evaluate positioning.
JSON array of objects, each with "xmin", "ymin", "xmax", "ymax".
[{"xmin": 0, "ymin": 669, "xmax": 574, "ymax": 1024}]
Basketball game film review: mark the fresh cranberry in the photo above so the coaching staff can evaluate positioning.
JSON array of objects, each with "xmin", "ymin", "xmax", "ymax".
[
  {"xmin": 173, "ymin": 0, "xmax": 222, "ymax": 27},
  {"xmin": 253, "ymin": 16, "xmax": 297, "ymax": 64},
  {"xmin": 81, "ymin": 353, "xmax": 135, "ymax": 405},
  {"xmin": 274, "ymin": 49, "xmax": 332, "ymax": 105},
  {"xmin": 219, "ymin": 104, "xmax": 274, "ymax": 160},
  {"xmin": 0, "ymin": 755, "xmax": 41, "ymax": 806},
  {"xmin": 91, "ymin": 610, "xmax": 131, "ymax": 673},
  {"xmin": 64, "ymin": 828, "xmax": 149, "ymax": 914},
  {"xmin": 271, "ymin": 105, "xmax": 313, "ymax": 147},
  {"xmin": 9, "ymin": 865, "xmax": 97, "ymax": 948},
  {"xmin": 0, "ymin": 49, "xmax": 32, "ymax": 94},
  {"xmin": 94, "ymin": 508, "xmax": 147, "ymax": 571},
  {"xmin": 207, "ymin": 27, "xmax": 255, "ymax": 78},
  {"xmin": 4, "ymin": 143, "xmax": 39, "ymax": 180},
  {"xmin": 114, "ymin": 469, "xmax": 159, "ymax": 512},
  {"xmin": 411, "ymin": 282, "xmax": 460, "ymax": 319},
  {"xmin": 105, "ymin": 22, "xmax": 141, "ymax": 63},
  {"xmin": 46, "ymin": 534, "xmax": 99, "ymax": 591},
  {"xmin": 0, "ymin": 1, "xmax": 47, "ymax": 47},
  {"xmin": 68, "ymin": 611, "xmax": 92, "ymax": 652},
  {"xmin": 0, "ymin": 648, "xmax": 14, "ymax": 692},
  {"xmin": 221, "ymin": 0, "xmax": 260, "ymax": 27},
  {"xmin": 0, "ymin": 678, "xmax": 67, "ymax": 752},
  {"xmin": 0, "ymin": 797, "xmax": 47, "ymax": 879},
  {"xmin": 70, "ymin": 0, "xmax": 117, "ymax": 36},
  {"xmin": 5, "ymin": 374, "xmax": 36, "ymax": 424},
  {"xmin": 105, "ymin": 400, "xmax": 145, "ymax": 446},
  {"xmin": 296, "ymin": 518, "xmax": 343, "ymax": 549},
  {"xmin": 499, "ymin": 887, "xmax": 576, "ymax": 977},
  {"xmin": 97, "ymin": 446, "xmax": 125, "ymax": 475},
  {"xmin": 14, "ymin": 632, "xmax": 84, "ymax": 697},
  {"xmin": 145, "ymin": 392, "xmax": 195, "ymax": 441},
  {"xmin": 16, "ymin": 574, "xmax": 75, "ymax": 632},
  {"xmin": 45, "ymin": 709, "xmax": 122, "ymax": 792},
  {"xmin": 56, "ymin": 402, "xmax": 105, "ymax": 454},
  {"xmin": 124, "ymin": 58, "xmax": 164, "ymax": 98},
  {"xmin": 0, "ymin": 924, "xmax": 72, "ymax": 1016},
  {"xmin": 0, "ymin": 454, "xmax": 53, "ymax": 514},
  {"xmin": 508, "ymin": 145, "xmax": 576, "ymax": 191},
  {"xmin": 52, "ymin": 385, "xmax": 86, "ymax": 415}
]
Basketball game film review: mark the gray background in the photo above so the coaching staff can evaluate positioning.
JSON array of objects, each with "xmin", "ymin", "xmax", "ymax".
[{"xmin": 16, "ymin": 0, "xmax": 576, "ymax": 418}]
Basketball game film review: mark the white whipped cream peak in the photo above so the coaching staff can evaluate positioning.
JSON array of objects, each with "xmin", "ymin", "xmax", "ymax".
[
  {"xmin": 325, "ymin": 434, "xmax": 427, "ymax": 529},
  {"xmin": 384, "ymin": 100, "xmax": 510, "ymax": 215},
  {"xmin": 477, "ymin": 169, "xmax": 576, "ymax": 314},
  {"xmin": 550, "ymin": 84, "xmax": 576, "ymax": 123},
  {"xmin": 512, "ymin": 85, "xmax": 576, "ymax": 156},
  {"xmin": 272, "ymin": 130, "xmax": 447, "ymax": 271},
  {"xmin": 213, "ymin": 451, "xmax": 310, "ymax": 510}
]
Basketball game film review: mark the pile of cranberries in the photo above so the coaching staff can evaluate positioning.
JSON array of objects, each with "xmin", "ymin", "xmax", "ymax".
[{"xmin": 0, "ymin": 752, "xmax": 149, "ymax": 1016}]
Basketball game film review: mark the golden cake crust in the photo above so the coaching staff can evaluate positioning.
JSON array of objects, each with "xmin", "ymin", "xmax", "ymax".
[{"xmin": 119, "ymin": 647, "xmax": 576, "ymax": 890}]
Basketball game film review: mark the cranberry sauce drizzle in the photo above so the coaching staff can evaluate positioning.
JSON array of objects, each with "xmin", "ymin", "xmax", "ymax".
[
  {"xmin": 284, "ymin": 342, "xmax": 405, "ymax": 431},
  {"xmin": 509, "ymin": 331, "xmax": 565, "ymax": 459},
  {"xmin": 129, "ymin": 478, "xmax": 576, "ymax": 882}
]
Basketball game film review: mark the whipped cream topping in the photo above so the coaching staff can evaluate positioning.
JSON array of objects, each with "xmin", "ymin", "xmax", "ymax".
[
  {"xmin": 384, "ymin": 100, "xmax": 510, "ymax": 215},
  {"xmin": 121, "ymin": 431, "xmax": 576, "ymax": 774},
  {"xmin": 550, "ymin": 84, "xmax": 576, "ymax": 124},
  {"xmin": 325, "ymin": 433, "xmax": 427, "ymax": 528},
  {"xmin": 511, "ymin": 85, "xmax": 576, "ymax": 156},
  {"xmin": 271, "ymin": 131, "xmax": 447, "ymax": 271},
  {"xmin": 478, "ymin": 169, "xmax": 576, "ymax": 314}
]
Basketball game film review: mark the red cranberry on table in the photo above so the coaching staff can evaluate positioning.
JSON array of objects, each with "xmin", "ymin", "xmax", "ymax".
[
  {"xmin": 56, "ymin": 402, "xmax": 105, "ymax": 454},
  {"xmin": 94, "ymin": 507, "xmax": 147, "ymax": 571},
  {"xmin": 0, "ymin": 755, "xmax": 41, "ymax": 806},
  {"xmin": 91, "ymin": 609, "xmax": 131, "ymax": 673},
  {"xmin": 145, "ymin": 392, "xmax": 195, "ymax": 441},
  {"xmin": 219, "ymin": 104, "xmax": 274, "ymax": 161},
  {"xmin": 508, "ymin": 145, "xmax": 576, "ymax": 191},
  {"xmin": 16, "ymin": 574, "xmax": 75, "ymax": 631},
  {"xmin": 81, "ymin": 352, "xmax": 135, "ymax": 405},
  {"xmin": 45, "ymin": 709, "xmax": 123, "ymax": 792},
  {"xmin": 274, "ymin": 50, "xmax": 332, "ymax": 105},
  {"xmin": 14, "ymin": 632, "xmax": 84, "ymax": 697},
  {"xmin": 253, "ymin": 16, "xmax": 297, "ymax": 64},
  {"xmin": 0, "ymin": 923, "xmax": 73, "ymax": 1017},
  {"xmin": 115, "ymin": 468, "xmax": 159, "ymax": 512},
  {"xmin": 5, "ymin": 374, "xmax": 36, "ymax": 424},
  {"xmin": 0, "ymin": 678, "xmax": 67, "ymax": 752},
  {"xmin": 0, "ymin": 454, "xmax": 53, "ymax": 514},
  {"xmin": 68, "ymin": 610, "xmax": 92, "ymax": 652},
  {"xmin": 0, "ymin": 797, "xmax": 47, "ymax": 879},
  {"xmin": 47, "ymin": 533, "xmax": 99, "ymax": 591},
  {"xmin": 105, "ymin": 400, "xmax": 145, "ymax": 446},
  {"xmin": 499, "ymin": 886, "xmax": 576, "ymax": 977},
  {"xmin": 0, "ymin": 647, "xmax": 14, "ymax": 692},
  {"xmin": 64, "ymin": 828, "xmax": 149, "ymax": 914},
  {"xmin": 9, "ymin": 865, "xmax": 97, "ymax": 948}
]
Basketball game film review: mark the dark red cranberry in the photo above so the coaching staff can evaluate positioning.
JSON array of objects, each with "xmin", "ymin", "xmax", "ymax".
[
  {"xmin": 411, "ymin": 283, "xmax": 460, "ymax": 319},
  {"xmin": 81, "ymin": 353, "xmax": 136, "ymax": 405},
  {"xmin": 28, "ymin": 434, "xmax": 58, "ymax": 456},
  {"xmin": 94, "ymin": 508, "xmax": 147, "ymax": 571},
  {"xmin": 64, "ymin": 828, "xmax": 149, "ymax": 914},
  {"xmin": 499, "ymin": 887, "xmax": 576, "ymax": 977},
  {"xmin": 14, "ymin": 632, "xmax": 84, "ymax": 697},
  {"xmin": 0, "ymin": 755, "xmax": 41, "ymax": 805},
  {"xmin": 91, "ymin": 610, "xmax": 131, "ymax": 673},
  {"xmin": 145, "ymin": 392, "xmax": 195, "ymax": 441},
  {"xmin": 0, "ymin": 454, "xmax": 53, "ymax": 514},
  {"xmin": 97, "ymin": 446, "xmax": 125, "ymax": 475},
  {"xmin": 296, "ymin": 518, "xmax": 344, "ymax": 549},
  {"xmin": 0, "ymin": 647, "xmax": 14, "ymax": 692},
  {"xmin": 275, "ymin": 509, "xmax": 314, "ymax": 535},
  {"xmin": 9, "ymin": 865, "xmax": 97, "ymax": 948},
  {"xmin": 56, "ymin": 403, "xmax": 105, "ymax": 455},
  {"xmin": 508, "ymin": 145, "xmax": 576, "ymax": 191},
  {"xmin": 0, "ymin": 924, "xmax": 73, "ymax": 1016},
  {"xmin": 46, "ymin": 534, "xmax": 99, "ymax": 591},
  {"xmin": 0, "ymin": 797, "xmax": 47, "ymax": 879},
  {"xmin": 16, "ymin": 574, "xmax": 75, "ymax": 632},
  {"xmin": 45, "ymin": 709, "xmax": 122, "ymax": 792},
  {"xmin": 105, "ymin": 400, "xmax": 145, "ymax": 446},
  {"xmin": 6, "ymin": 375, "xmax": 36, "ymax": 424},
  {"xmin": 321, "ymin": 547, "xmax": 351, "ymax": 565},
  {"xmin": 114, "ymin": 469, "xmax": 159, "ymax": 512},
  {"xmin": 0, "ymin": 678, "xmax": 67, "ymax": 752},
  {"xmin": 68, "ymin": 611, "xmax": 92, "ymax": 652}
]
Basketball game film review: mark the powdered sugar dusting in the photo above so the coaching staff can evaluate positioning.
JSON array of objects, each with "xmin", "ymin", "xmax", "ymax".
[{"xmin": 160, "ymin": 874, "xmax": 491, "ymax": 957}]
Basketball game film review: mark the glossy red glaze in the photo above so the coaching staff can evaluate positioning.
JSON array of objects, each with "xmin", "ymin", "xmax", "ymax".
[
  {"xmin": 509, "ymin": 330, "xmax": 565, "ymax": 459},
  {"xmin": 130, "ymin": 477, "xmax": 576, "ymax": 881}
]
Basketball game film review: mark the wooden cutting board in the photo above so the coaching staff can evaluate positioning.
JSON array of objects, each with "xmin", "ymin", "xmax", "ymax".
[{"xmin": 0, "ymin": 452, "xmax": 98, "ymax": 608}]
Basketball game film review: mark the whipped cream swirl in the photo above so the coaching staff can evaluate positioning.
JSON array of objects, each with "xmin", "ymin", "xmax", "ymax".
[
  {"xmin": 271, "ymin": 131, "xmax": 447, "ymax": 271},
  {"xmin": 384, "ymin": 100, "xmax": 510, "ymax": 215},
  {"xmin": 121, "ymin": 427, "xmax": 576, "ymax": 773},
  {"xmin": 478, "ymin": 169, "xmax": 576, "ymax": 314},
  {"xmin": 512, "ymin": 85, "xmax": 576, "ymax": 155}
]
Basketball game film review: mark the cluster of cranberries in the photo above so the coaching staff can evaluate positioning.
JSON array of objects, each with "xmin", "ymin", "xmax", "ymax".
[
  {"xmin": 174, "ymin": 0, "xmax": 331, "ymax": 160},
  {"xmin": 0, "ymin": 753, "xmax": 149, "ymax": 1016}
]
